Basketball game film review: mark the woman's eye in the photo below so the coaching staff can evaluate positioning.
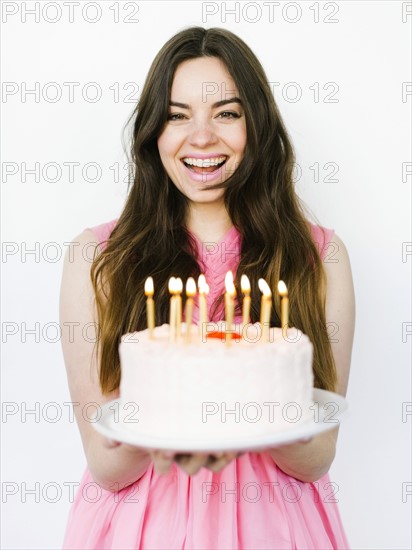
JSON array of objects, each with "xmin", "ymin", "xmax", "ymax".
[
  {"xmin": 217, "ymin": 111, "xmax": 240, "ymax": 119},
  {"xmin": 167, "ymin": 113, "xmax": 186, "ymax": 121}
]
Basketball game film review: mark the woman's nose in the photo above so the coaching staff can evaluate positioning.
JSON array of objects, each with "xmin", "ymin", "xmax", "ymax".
[{"xmin": 188, "ymin": 119, "xmax": 218, "ymax": 148}]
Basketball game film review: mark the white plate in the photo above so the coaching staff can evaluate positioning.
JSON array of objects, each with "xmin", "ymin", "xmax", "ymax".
[{"xmin": 92, "ymin": 389, "xmax": 348, "ymax": 452}]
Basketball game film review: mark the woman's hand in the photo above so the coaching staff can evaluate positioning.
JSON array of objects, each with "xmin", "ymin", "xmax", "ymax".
[
  {"xmin": 103, "ymin": 439, "xmax": 239, "ymax": 476},
  {"xmin": 150, "ymin": 450, "xmax": 240, "ymax": 476}
]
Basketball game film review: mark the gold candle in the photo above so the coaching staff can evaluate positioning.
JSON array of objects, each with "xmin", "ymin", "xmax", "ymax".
[
  {"xmin": 258, "ymin": 278, "xmax": 272, "ymax": 343},
  {"xmin": 278, "ymin": 280, "xmax": 289, "ymax": 336},
  {"xmin": 168, "ymin": 277, "xmax": 177, "ymax": 342},
  {"xmin": 144, "ymin": 276, "xmax": 155, "ymax": 338},
  {"xmin": 185, "ymin": 277, "xmax": 196, "ymax": 342},
  {"xmin": 198, "ymin": 274, "xmax": 209, "ymax": 335},
  {"xmin": 225, "ymin": 270, "xmax": 236, "ymax": 343},
  {"xmin": 175, "ymin": 277, "xmax": 183, "ymax": 339},
  {"xmin": 241, "ymin": 274, "xmax": 251, "ymax": 327}
]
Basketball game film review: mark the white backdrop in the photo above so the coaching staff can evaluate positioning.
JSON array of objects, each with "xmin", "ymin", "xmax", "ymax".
[{"xmin": 1, "ymin": 1, "xmax": 411, "ymax": 548}]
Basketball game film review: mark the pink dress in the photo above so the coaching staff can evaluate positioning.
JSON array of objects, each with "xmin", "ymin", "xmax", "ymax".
[{"xmin": 62, "ymin": 220, "xmax": 349, "ymax": 550}]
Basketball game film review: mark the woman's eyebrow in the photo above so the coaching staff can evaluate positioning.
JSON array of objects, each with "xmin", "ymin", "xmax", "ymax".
[{"xmin": 169, "ymin": 97, "xmax": 243, "ymax": 109}]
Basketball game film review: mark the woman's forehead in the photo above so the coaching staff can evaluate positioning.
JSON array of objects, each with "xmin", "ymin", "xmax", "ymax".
[{"xmin": 170, "ymin": 57, "xmax": 239, "ymax": 104}]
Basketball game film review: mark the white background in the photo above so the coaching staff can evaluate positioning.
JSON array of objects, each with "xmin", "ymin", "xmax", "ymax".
[{"xmin": 1, "ymin": 1, "xmax": 411, "ymax": 548}]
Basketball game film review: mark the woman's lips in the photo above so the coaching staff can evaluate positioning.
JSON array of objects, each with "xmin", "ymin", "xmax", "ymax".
[
  {"xmin": 181, "ymin": 158, "xmax": 228, "ymax": 182},
  {"xmin": 187, "ymin": 163, "xmax": 223, "ymax": 174}
]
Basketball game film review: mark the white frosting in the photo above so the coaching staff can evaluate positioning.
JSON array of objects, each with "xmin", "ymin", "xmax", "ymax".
[{"xmin": 119, "ymin": 322, "xmax": 314, "ymax": 441}]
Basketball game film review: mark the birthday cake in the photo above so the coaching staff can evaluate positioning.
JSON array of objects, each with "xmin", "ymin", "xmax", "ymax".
[{"xmin": 118, "ymin": 322, "xmax": 314, "ymax": 443}]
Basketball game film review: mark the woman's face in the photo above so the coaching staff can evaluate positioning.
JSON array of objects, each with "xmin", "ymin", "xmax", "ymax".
[{"xmin": 157, "ymin": 56, "xmax": 247, "ymax": 208}]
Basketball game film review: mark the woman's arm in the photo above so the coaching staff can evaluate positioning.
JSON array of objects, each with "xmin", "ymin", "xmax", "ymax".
[
  {"xmin": 59, "ymin": 230, "xmax": 151, "ymax": 491},
  {"xmin": 267, "ymin": 233, "xmax": 356, "ymax": 482}
]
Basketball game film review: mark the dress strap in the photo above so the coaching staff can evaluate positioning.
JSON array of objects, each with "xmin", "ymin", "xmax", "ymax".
[
  {"xmin": 309, "ymin": 224, "xmax": 335, "ymax": 262},
  {"xmin": 85, "ymin": 219, "xmax": 118, "ymax": 248}
]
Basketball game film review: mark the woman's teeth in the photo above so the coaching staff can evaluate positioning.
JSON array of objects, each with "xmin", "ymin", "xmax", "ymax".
[{"xmin": 183, "ymin": 156, "xmax": 227, "ymax": 172}]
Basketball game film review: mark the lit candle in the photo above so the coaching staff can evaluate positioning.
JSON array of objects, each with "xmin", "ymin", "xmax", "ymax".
[
  {"xmin": 278, "ymin": 280, "xmax": 289, "ymax": 335},
  {"xmin": 185, "ymin": 277, "xmax": 196, "ymax": 342},
  {"xmin": 144, "ymin": 277, "xmax": 155, "ymax": 338},
  {"xmin": 258, "ymin": 278, "xmax": 272, "ymax": 343},
  {"xmin": 225, "ymin": 271, "xmax": 236, "ymax": 343},
  {"xmin": 168, "ymin": 277, "xmax": 177, "ymax": 342},
  {"xmin": 198, "ymin": 274, "xmax": 209, "ymax": 335},
  {"xmin": 241, "ymin": 274, "xmax": 251, "ymax": 327},
  {"xmin": 175, "ymin": 277, "xmax": 183, "ymax": 339}
]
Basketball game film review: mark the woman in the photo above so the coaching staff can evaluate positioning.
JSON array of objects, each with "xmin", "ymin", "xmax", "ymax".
[{"xmin": 60, "ymin": 26, "xmax": 355, "ymax": 549}]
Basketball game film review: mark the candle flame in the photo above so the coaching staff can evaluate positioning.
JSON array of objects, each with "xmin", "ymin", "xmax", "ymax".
[
  {"xmin": 225, "ymin": 270, "xmax": 233, "ymax": 287},
  {"xmin": 186, "ymin": 277, "xmax": 197, "ymax": 297},
  {"xmin": 278, "ymin": 280, "xmax": 288, "ymax": 297},
  {"xmin": 168, "ymin": 277, "xmax": 177, "ymax": 294},
  {"xmin": 175, "ymin": 277, "xmax": 183, "ymax": 294},
  {"xmin": 258, "ymin": 278, "xmax": 272, "ymax": 297},
  {"xmin": 144, "ymin": 276, "xmax": 154, "ymax": 296},
  {"xmin": 241, "ymin": 274, "xmax": 251, "ymax": 294},
  {"xmin": 225, "ymin": 270, "xmax": 236, "ymax": 296},
  {"xmin": 198, "ymin": 274, "xmax": 208, "ymax": 294}
]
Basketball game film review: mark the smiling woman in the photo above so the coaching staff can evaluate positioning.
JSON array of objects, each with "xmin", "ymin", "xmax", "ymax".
[{"xmin": 60, "ymin": 25, "xmax": 355, "ymax": 549}]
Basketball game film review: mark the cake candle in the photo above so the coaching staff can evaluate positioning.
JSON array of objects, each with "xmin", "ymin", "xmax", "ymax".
[
  {"xmin": 278, "ymin": 280, "xmax": 289, "ymax": 336},
  {"xmin": 225, "ymin": 270, "xmax": 236, "ymax": 343},
  {"xmin": 144, "ymin": 276, "xmax": 155, "ymax": 338},
  {"xmin": 185, "ymin": 277, "xmax": 196, "ymax": 342},
  {"xmin": 175, "ymin": 277, "xmax": 183, "ymax": 339},
  {"xmin": 258, "ymin": 278, "xmax": 272, "ymax": 343},
  {"xmin": 168, "ymin": 277, "xmax": 177, "ymax": 342},
  {"xmin": 198, "ymin": 274, "xmax": 209, "ymax": 335},
  {"xmin": 241, "ymin": 274, "xmax": 251, "ymax": 327}
]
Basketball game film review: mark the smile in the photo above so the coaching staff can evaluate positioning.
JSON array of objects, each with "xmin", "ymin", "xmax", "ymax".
[{"xmin": 181, "ymin": 156, "xmax": 227, "ymax": 174}]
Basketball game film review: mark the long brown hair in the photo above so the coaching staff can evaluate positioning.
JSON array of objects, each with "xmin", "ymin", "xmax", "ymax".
[{"xmin": 91, "ymin": 26, "xmax": 336, "ymax": 394}]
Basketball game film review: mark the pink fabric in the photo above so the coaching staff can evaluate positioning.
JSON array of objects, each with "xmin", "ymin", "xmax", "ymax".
[
  {"xmin": 85, "ymin": 219, "xmax": 118, "ymax": 246},
  {"xmin": 63, "ymin": 220, "xmax": 348, "ymax": 550}
]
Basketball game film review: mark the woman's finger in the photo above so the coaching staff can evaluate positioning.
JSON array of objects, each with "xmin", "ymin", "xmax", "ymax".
[
  {"xmin": 151, "ymin": 450, "xmax": 175, "ymax": 475},
  {"xmin": 174, "ymin": 453, "xmax": 210, "ymax": 476},
  {"xmin": 205, "ymin": 452, "xmax": 238, "ymax": 473}
]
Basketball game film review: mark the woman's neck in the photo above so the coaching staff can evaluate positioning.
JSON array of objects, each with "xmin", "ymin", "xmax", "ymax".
[{"xmin": 186, "ymin": 202, "xmax": 233, "ymax": 244}]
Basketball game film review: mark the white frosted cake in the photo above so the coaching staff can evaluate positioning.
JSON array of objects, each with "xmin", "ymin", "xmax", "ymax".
[{"xmin": 118, "ymin": 322, "xmax": 314, "ymax": 443}]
